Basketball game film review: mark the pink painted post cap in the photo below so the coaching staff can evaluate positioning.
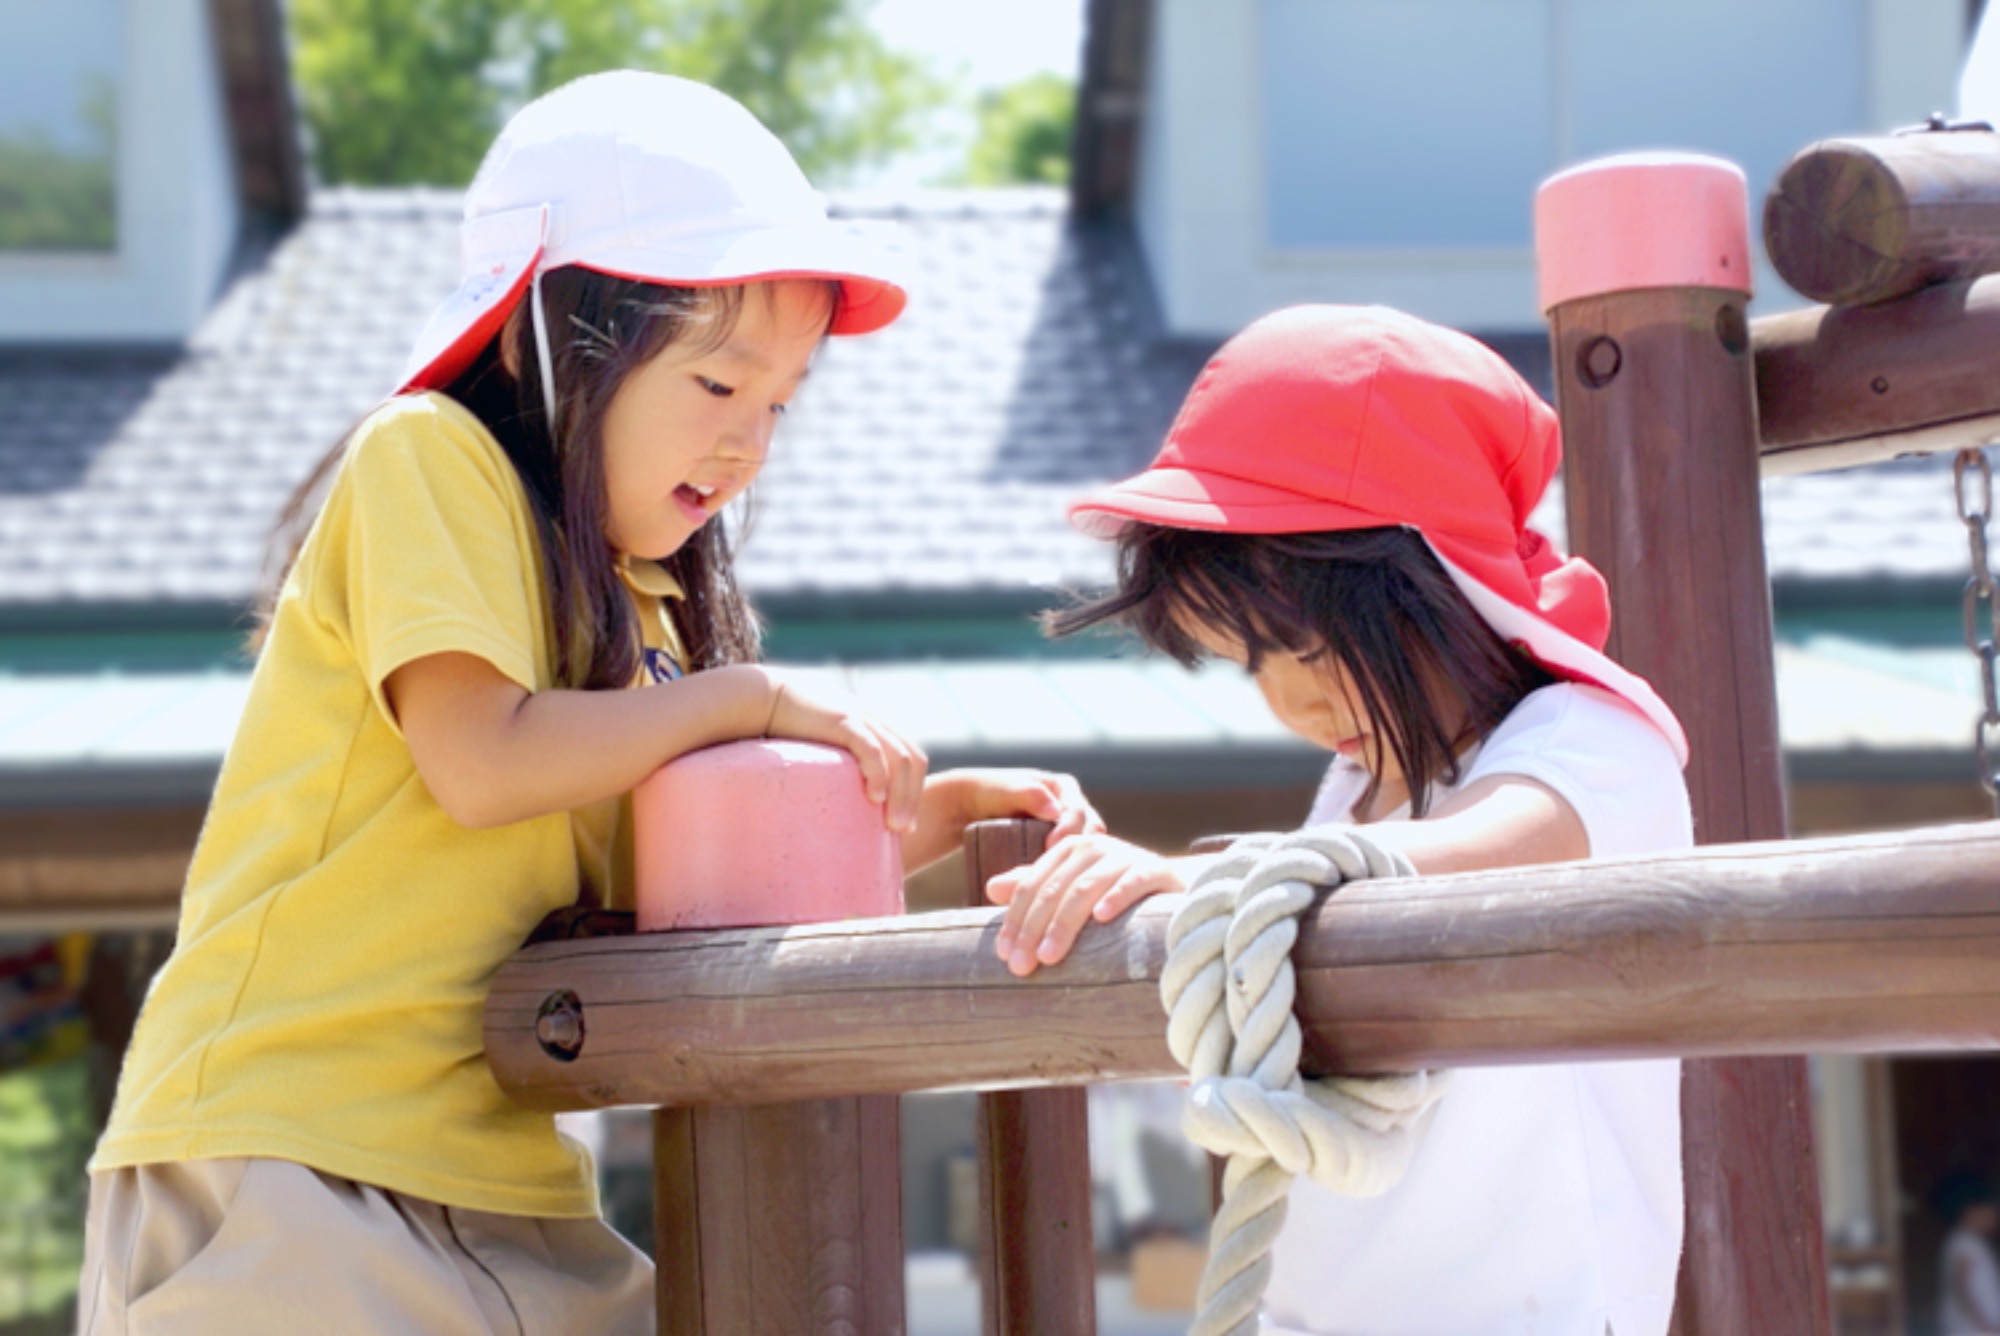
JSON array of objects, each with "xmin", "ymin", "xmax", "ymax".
[
  {"xmin": 1535, "ymin": 152, "xmax": 1751, "ymax": 311},
  {"xmin": 633, "ymin": 740, "xmax": 904, "ymax": 932}
]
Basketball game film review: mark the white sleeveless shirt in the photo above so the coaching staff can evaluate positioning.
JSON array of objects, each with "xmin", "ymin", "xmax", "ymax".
[{"xmin": 1260, "ymin": 683, "xmax": 1692, "ymax": 1336}]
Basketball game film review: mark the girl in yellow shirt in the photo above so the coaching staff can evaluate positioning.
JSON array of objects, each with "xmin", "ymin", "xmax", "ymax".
[{"xmin": 79, "ymin": 72, "xmax": 1095, "ymax": 1335}]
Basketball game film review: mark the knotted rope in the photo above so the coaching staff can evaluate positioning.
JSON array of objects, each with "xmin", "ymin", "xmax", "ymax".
[{"xmin": 1161, "ymin": 828, "xmax": 1452, "ymax": 1336}]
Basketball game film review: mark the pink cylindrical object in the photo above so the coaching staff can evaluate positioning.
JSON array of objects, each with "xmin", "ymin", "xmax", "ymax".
[
  {"xmin": 633, "ymin": 740, "xmax": 904, "ymax": 932},
  {"xmin": 1535, "ymin": 152, "xmax": 1751, "ymax": 311}
]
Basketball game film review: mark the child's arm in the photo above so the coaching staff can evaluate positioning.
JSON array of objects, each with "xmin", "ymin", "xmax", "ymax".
[
  {"xmin": 386, "ymin": 650, "xmax": 927, "ymax": 832},
  {"xmin": 988, "ymin": 773, "xmax": 1587, "ymax": 976},
  {"xmin": 903, "ymin": 768, "xmax": 1105, "ymax": 874}
]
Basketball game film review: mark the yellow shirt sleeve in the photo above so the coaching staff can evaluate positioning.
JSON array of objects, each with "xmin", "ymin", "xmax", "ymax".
[{"xmin": 307, "ymin": 394, "xmax": 552, "ymax": 729}]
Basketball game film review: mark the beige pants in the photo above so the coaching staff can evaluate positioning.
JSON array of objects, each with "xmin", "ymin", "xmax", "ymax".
[{"xmin": 78, "ymin": 1158, "xmax": 654, "ymax": 1335}]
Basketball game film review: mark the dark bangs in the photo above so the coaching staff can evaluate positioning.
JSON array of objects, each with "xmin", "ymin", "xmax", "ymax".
[{"xmin": 1046, "ymin": 526, "xmax": 1555, "ymax": 816}]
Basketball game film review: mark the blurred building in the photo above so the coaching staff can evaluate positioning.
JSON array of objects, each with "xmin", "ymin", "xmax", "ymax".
[{"xmin": 0, "ymin": 0, "xmax": 1994, "ymax": 1331}]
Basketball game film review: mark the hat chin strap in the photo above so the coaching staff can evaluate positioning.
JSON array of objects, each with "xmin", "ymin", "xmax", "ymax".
[{"xmin": 530, "ymin": 269, "xmax": 559, "ymax": 433}]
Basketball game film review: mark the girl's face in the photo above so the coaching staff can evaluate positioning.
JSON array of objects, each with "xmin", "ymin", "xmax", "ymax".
[
  {"xmin": 1181, "ymin": 617, "xmax": 1415, "ymax": 813},
  {"xmin": 600, "ymin": 280, "xmax": 831, "ymax": 560}
]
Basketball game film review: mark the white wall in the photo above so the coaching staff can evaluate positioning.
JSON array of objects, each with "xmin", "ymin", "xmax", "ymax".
[
  {"xmin": 1135, "ymin": 0, "xmax": 1967, "ymax": 338},
  {"xmin": 0, "ymin": 0, "xmax": 241, "ymax": 343}
]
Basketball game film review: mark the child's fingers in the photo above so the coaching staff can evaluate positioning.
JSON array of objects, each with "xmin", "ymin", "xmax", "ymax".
[
  {"xmin": 1039, "ymin": 776, "xmax": 1104, "ymax": 846},
  {"xmin": 1032, "ymin": 863, "xmax": 1126, "ymax": 966},
  {"xmin": 995, "ymin": 840, "xmax": 1097, "ymax": 973},
  {"xmin": 877, "ymin": 726, "xmax": 928, "ymax": 834},
  {"xmin": 1091, "ymin": 864, "xmax": 1174, "ymax": 922},
  {"xmin": 984, "ymin": 868, "xmax": 1020, "ymax": 906},
  {"xmin": 837, "ymin": 724, "xmax": 893, "ymax": 808},
  {"xmin": 1046, "ymin": 804, "xmax": 1090, "ymax": 845},
  {"xmin": 1008, "ymin": 850, "xmax": 1116, "ymax": 973}
]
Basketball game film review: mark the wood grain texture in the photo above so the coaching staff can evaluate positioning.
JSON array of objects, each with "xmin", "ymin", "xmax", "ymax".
[
  {"xmin": 488, "ymin": 819, "xmax": 2000, "ymax": 1109},
  {"xmin": 963, "ymin": 819, "xmax": 1095, "ymax": 1336},
  {"xmin": 1552, "ymin": 284, "xmax": 1829, "ymax": 1335},
  {"xmin": 1754, "ymin": 274, "xmax": 2000, "ymax": 464},
  {"xmin": 654, "ymin": 1099, "xmax": 903, "ymax": 1334},
  {"xmin": 1764, "ymin": 132, "xmax": 2000, "ymax": 306}
]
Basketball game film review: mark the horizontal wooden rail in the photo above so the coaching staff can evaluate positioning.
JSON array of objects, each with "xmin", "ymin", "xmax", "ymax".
[
  {"xmin": 1755, "ymin": 274, "xmax": 2000, "ymax": 475},
  {"xmin": 487, "ymin": 820, "xmax": 2000, "ymax": 1110}
]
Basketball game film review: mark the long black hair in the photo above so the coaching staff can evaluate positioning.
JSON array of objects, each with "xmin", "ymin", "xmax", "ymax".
[
  {"xmin": 1047, "ymin": 525, "xmax": 1555, "ymax": 816},
  {"xmin": 261, "ymin": 269, "xmax": 833, "ymax": 688}
]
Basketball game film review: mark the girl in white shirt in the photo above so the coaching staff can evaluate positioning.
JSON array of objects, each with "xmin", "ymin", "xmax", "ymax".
[
  {"xmin": 1937, "ymin": 1172, "xmax": 2000, "ymax": 1334},
  {"xmin": 988, "ymin": 304, "xmax": 1694, "ymax": 1334}
]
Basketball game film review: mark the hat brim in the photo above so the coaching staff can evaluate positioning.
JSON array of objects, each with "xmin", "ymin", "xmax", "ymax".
[
  {"xmin": 574, "ymin": 222, "xmax": 907, "ymax": 336},
  {"xmin": 398, "ymin": 249, "xmax": 545, "ymax": 395},
  {"xmin": 1068, "ymin": 468, "xmax": 1690, "ymax": 765},
  {"xmin": 397, "ymin": 223, "xmax": 907, "ymax": 395},
  {"xmin": 1068, "ymin": 466, "xmax": 1392, "ymax": 539}
]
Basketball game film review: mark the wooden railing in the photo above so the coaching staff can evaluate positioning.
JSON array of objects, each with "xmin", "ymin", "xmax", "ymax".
[
  {"xmin": 488, "ymin": 820, "xmax": 2000, "ymax": 1110},
  {"xmin": 485, "ymin": 818, "xmax": 2000, "ymax": 1330}
]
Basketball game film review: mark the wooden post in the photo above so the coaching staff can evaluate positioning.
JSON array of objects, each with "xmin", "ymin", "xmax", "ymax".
[
  {"xmin": 963, "ymin": 819, "xmax": 1096, "ymax": 1335},
  {"xmin": 1537, "ymin": 153, "xmax": 1832, "ymax": 1335},
  {"xmin": 653, "ymin": 1098, "xmax": 904, "ymax": 1333},
  {"xmin": 641, "ymin": 774, "xmax": 910, "ymax": 1336}
]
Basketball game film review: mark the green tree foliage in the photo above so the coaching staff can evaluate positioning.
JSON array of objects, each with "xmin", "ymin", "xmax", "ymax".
[
  {"xmin": 965, "ymin": 72, "xmax": 1075, "ymax": 187},
  {"xmin": 0, "ymin": 76, "xmax": 117, "ymax": 252},
  {"xmin": 292, "ymin": 0, "xmax": 948, "ymax": 187}
]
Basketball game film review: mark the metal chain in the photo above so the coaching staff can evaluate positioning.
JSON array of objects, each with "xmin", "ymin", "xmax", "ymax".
[{"xmin": 1954, "ymin": 448, "xmax": 2000, "ymax": 815}]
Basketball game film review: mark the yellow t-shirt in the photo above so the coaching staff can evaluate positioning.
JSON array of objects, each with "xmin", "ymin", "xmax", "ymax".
[{"xmin": 92, "ymin": 393, "xmax": 687, "ymax": 1218}]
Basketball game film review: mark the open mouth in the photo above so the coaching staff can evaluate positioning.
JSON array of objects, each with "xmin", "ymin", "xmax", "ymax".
[{"xmin": 674, "ymin": 482, "xmax": 717, "ymax": 521}]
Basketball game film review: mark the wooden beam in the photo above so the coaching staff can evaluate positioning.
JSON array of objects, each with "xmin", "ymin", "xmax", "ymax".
[
  {"xmin": 486, "ymin": 819, "xmax": 2000, "ymax": 1110},
  {"xmin": 652, "ymin": 1098, "xmax": 904, "ymax": 1333},
  {"xmin": 1764, "ymin": 129, "xmax": 2000, "ymax": 307},
  {"xmin": 1754, "ymin": 274, "xmax": 2000, "ymax": 470},
  {"xmin": 963, "ymin": 820, "xmax": 1096, "ymax": 1336}
]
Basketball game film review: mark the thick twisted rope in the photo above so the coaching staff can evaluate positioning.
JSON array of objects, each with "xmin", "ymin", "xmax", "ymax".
[{"xmin": 1161, "ymin": 828, "xmax": 1451, "ymax": 1336}]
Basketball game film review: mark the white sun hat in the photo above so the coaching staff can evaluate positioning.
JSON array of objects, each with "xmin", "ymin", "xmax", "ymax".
[{"xmin": 397, "ymin": 71, "xmax": 908, "ymax": 415}]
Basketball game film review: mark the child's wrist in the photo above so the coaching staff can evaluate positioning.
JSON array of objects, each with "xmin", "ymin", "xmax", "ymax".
[{"xmin": 922, "ymin": 769, "xmax": 973, "ymax": 827}]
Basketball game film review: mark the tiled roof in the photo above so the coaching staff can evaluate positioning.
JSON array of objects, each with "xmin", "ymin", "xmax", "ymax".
[
  {"xmin": 0, "ymin": 187, "xmax": 1201, "ymax": 612},
  {"xmin": 0, "ymin": 184, "xmax": 1978, "ymax": 614}
]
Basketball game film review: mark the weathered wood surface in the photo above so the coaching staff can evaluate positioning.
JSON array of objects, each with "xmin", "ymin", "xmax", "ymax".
[
  {"xmin": 1754, "ymin": 274, "xmax": 2000, "ymax": 472},
  {"xmin": 1764, "ymin": 130, "xmax": 2000, "ymax": 307},
  {"xmin": 962, "ymin": 820, "xmax": 1096, "ymax": 1336},
  {"xmin": 653, "ymin": 1098, "xmax": 904, "ymax": 1333},
  {"xmin": 1551, "ymin": 278, "xmax": 1827, "ymax": 1333},
  {"xmin": 486, "ymin": 819, "xmax": 2000, "ymax": 1110}
]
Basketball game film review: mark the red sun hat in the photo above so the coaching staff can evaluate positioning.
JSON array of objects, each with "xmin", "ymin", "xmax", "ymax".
[
  {"xmin": 396, "ymin": 71, "xmax": 908, "ymax": 403},
  {"xmin": 1068, "ymin": 304, "xmax": 1688, "ymax": 765}
]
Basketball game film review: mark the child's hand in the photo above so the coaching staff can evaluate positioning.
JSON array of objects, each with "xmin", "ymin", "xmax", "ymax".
[
  {"xmin": 903, "ymin": 768, "xmax": 1106, "ymax": 872},
  {"xmin": 987, "ymin": 834, "xmax": 1188, "ymax": 977},
  {"xmin": 763, "ymin": 677, "xmax": 928, "ymax": 835}
]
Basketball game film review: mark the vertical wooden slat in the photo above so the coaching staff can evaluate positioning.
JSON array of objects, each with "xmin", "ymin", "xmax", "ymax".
[
  {"xmin": 1549, "ymin": 278, "xmax": 1832, "ymax": 1334},
  {"xmin": 653, "ymin": 1097, "xmax": 905, "ymax": 1333},
  {"xmin": 1863, "ymin": 1058, "xmax": 1905, "ymax": 1333},
  {"xmin": 964, "ymin": 819, "xmax": 1097, "ymax": 1335}
]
